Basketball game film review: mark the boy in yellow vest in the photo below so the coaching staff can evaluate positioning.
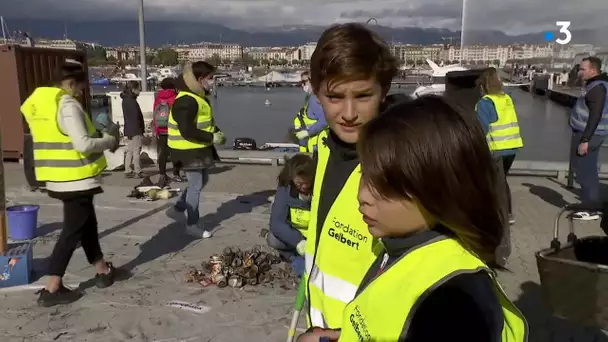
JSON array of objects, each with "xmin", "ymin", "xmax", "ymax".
[{"xmin": 299, "ymin": 23, "xmax": 398, "ymax": 336}]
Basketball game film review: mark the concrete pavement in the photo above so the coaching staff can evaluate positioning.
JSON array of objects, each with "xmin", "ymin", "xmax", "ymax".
[{"xmin": 1, "ymin": 162, "xmax": 608, "ymax": 341}]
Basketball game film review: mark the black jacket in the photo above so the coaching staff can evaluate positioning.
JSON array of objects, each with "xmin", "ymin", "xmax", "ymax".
[
  {"xmin": 169, "ymin": 71, "xmax": 220, "ymax": 169},
  {"xmin": 581, "ymin": 73, "xmax": 608, "ymax": 142},
  {"xmin": 120, "ymin": 91, "xmax": 145, "ymax": 138}
]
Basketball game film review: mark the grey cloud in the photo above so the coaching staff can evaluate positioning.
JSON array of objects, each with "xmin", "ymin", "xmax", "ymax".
[{"xmin": 0, "ymin": 0, "xmax": 607, "ymax": 34}]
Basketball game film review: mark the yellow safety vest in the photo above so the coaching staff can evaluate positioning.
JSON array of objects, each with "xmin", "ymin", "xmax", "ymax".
[
  {"xmin": 304, "ymin": 130, "xmax": 382, "ymax": 329},
  {"xmin": 168, "ymin": 91, "xmax": 215, "ymax": 150},
  {"xmin": 293, "ymin": 96, "xmax": 320, "ymax": 153},
  {"xmin": 482, "ymin": 93, "xmax": 524, "ymax": 151},
  {"xmin": 340, "ymin": 237, "xmax": 529, "ymax": 342},
  {"xmin": 289, "ymin": 207, "xmax": 310, "ymax": 237},
  {"xmin": 21, "ymin": 87, "xmax": 107, "ymax": 182}
]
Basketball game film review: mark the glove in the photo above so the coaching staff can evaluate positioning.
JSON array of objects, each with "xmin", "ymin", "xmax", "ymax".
[
  {"xmin": 213, "ymin": 132, "xmax": 226, "ymax": 145},
  {"xmin": 296, "ymin": 240, "xmax": 306, "ymax": 256},
  {"xmin": 103, "ymin": 132, "xmax": 119, "ymax": 153},
  {"xmin": 295, "ymin": 130, "xmax": 309, "ymax": 140}
]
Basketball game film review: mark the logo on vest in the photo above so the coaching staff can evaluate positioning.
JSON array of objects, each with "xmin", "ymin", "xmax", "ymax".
[
  {"xmin": 328, "ymin": 218, "xmax": 368, "ymax": 250},
  {"xmin": 350, "ymin": 305, "xmax": 371, "ymax": 341}
]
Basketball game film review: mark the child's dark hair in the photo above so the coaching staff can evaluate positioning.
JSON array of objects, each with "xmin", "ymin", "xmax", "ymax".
[
  {"xmin": 51, "ymin": 59, "xmax": 87, "ymax": 85},
  {"xmin": 159, "ymin": 77, "xmax": 176, "ymax": 90},
  {"xmin": 191, "ymin": 61, "xmax": 216, "ymax": 80},
  {"xmin": 277, "ymin": 154, "xmax": 316, "ymax": 187},
  {"xmin": 123, "ymin": 80, "xmax": 141, "ymax": 93},
  {"xmin": 310, "ymin": 23, "xmax": 397, "ymax": 94},
  {"xmin": 358, "ymin": 95, "xmax": 505, "ymax": 268}
]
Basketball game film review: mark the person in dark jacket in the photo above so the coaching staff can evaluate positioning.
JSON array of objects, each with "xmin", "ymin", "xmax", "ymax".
[
  {"xmin": 569, "ymin": 56, "xmax": 608, "ymax": 220},
  {"xmin": 121, "ymin": 81, "xmax": 145, "ymax": 178},
  {"xmin": 165, "ymin": 62, "xmax": 225, "ymax": 238},
  {"xmin": 266, "ymin": 154, "xmax": 315, "ymax": 260}
]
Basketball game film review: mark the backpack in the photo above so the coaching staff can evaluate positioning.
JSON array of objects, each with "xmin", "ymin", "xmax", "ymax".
[{"xmin": 154, "ymin": 101, "xmax": 170, "ymax": 128}]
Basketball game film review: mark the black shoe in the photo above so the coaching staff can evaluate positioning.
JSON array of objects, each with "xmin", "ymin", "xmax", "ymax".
[
  {"xmin": 36, "ymin": 286, "xmax": 83, "ymax": 307},
  {"xmin": 95, "ymin": 262, "xmax": 115, "ymax": 289},
  {"xmin": 125, "ymin": 172, "xmax": 134, "ymax": 179},
  {"xmin": 157, "ymin": 175, "xmax": 170, "ymax": 188},
  {"xmin": 171, "ymin": 174, "xmax": 185, "ymax": 182},
  {"xmin": 135, "ymin": 172, "xmax": 145, "ymax": 179}
]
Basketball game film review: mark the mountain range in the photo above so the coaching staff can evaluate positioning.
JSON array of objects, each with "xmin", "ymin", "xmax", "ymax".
[{"xmin": 4, "ymin": 18, "xmax": 606, "ymax": 47}]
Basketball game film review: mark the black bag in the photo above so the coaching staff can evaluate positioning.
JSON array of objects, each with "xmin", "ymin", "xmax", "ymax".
[{"xmin": 233, "ymin": 137, "xmax": 257, "ymax": 150}]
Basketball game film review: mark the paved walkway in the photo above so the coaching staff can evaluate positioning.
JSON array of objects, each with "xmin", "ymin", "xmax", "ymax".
[{"xmin": 1, "ymin": 162, "xmax": 608, "ymax": 341}]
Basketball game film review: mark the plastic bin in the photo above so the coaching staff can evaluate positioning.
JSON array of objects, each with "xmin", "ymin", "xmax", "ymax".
[{"xmin": 6, "ymin": 205, "xmax": 40, "ymax": 240}]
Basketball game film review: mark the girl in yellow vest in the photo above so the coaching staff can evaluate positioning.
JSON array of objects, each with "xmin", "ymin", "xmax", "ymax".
[
  {"xmin": 265, "ymin": 154, "xmax": 315, "ymax": 269},
  {"xmin": 298, "ymin": 95, "xmax": 527, "ymax": 342},
  {"xmin": 20, "ymin": 60, "xmax": 120, "ymax": 307}
]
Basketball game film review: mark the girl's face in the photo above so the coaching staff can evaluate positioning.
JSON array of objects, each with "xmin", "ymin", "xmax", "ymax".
[
  {"xmin": 357, "ymin": 177, "xmax": 430, "ymax": 238},
  {"xmin": 293, "ymin": 175, "xmax": 312, "ymax": 196}
]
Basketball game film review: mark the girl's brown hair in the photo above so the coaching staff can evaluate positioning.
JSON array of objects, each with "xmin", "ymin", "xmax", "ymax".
[
  {"xmin": 358, "ymin": 95, "xmax": 504, "ymax": 267},
  {"xmin": 277, "ymin": 154, "xmax": 316, "ymax": 188},
  {"xmin": 477, "ymin": 67, "xmax": 504, "ymax": 95}
]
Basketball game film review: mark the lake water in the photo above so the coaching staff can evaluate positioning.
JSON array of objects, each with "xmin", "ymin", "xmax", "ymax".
[{"xmin": 93, "ymin": 85, "xmax": 599, "ymax": 163}]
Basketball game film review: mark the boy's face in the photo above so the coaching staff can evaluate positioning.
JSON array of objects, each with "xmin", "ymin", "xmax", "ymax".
[{"xmin": 316, "ymin": 78, "xmax": 384, "ymax": 144}]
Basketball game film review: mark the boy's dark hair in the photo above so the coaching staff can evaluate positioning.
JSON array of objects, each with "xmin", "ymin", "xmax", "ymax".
[
  {"xmin": 123, "ymin": 80, "xmax": 141, "ymax": 93},
  {"xmin": 52, "ymin": 60, "xmax": 87, "ymax": 85},
  {"xmin": 159, "ymin": 77, "xmax": 176, "ymax": 90},
  {"xmin": 358, "ymin": 95, "xmax": 504, "ymax": 267},
  {"xmin": 310, "ymin": 23, "xmax": 398, "ymax": 94},
  {"xmin": 582, "ymin": 56, "xmax": 602, "ymax": 73},
  {"xmin": 277, "ymin": 153, "xmax": 316, "ymax": 187},
  {"xmin": 191, "ymin": 61, "xmax": 216, "ymax": 80}
]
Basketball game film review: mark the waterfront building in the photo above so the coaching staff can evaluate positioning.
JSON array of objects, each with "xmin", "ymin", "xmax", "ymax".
[
  {"xmin": 183, "ymin": 42, "xmax": 243, "ymax": 62},
  {"xmin": 245, "ymin": 47, "xmax": 299, "ymax": 63}
]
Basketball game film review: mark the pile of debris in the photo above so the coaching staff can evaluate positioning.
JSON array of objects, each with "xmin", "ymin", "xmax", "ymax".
[{"xmin": 185, "ymin": 246, "xmax": 298, "ymax": 288}]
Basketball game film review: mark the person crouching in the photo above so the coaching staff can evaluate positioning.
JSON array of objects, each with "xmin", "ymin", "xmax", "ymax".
[{"xmin": 266, "ymin": 154, "xmax": 315, "ymax": 264}]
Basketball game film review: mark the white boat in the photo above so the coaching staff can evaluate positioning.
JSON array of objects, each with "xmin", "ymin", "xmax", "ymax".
[
  {"xmin": 411, "ymin": 60, "xmax": 469, "ymax": 97},
  {"xmin": 411, "ymin": 59, "xmax": 530, "ymax": 98}
]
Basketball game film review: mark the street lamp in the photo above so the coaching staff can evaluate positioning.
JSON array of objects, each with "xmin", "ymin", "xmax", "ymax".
[
  {"xmin": 366, "ymin": 18, "xmax": 378, "ymax": 26},
  {"xmin": 138, "ymin": 0, "xmax": 147, "ymax": 91}
]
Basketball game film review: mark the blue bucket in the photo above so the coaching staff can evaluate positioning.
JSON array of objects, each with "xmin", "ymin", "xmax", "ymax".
[{"xmin": 6, "ymin": 205, "xmax": 40, "ymax": 240}]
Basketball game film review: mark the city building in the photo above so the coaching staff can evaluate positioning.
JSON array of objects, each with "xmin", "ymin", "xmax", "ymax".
[
  {"xmin": 298, "ymin": 42, "xmax": 317, "ymax": 61},
  {"xmin": 184, "ymin": 42, "xmax": 243, "ymax": 62},
  {"xmin": 245, "ymin": 47, "xmax": 299, "ymax": 62},
  {"xmin": 391, "ymin": 44, "xmax": 443, "ymax": 64}
]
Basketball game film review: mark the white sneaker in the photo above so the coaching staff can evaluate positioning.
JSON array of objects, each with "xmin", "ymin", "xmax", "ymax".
[
  {"xmin": 571, "ymin": 211, "xmax": 601, "ymax": 221},
  {"xmin": 165, "ymin": 206, "xmax": 185, "ymax": 221},
  {"xmin": 186, "ymin": 224, "xmax": 212, "ymax": 239}
]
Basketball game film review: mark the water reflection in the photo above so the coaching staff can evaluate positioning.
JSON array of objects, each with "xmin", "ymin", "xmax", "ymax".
[{"xmin": 92, "ymin": 85, "xmax": 601, "ymax": 163}]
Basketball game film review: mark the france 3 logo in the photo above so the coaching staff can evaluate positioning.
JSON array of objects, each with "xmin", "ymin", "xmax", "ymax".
[{"xmin": 544, "ymin": 21, "xmax": 572, "ymax": 45}]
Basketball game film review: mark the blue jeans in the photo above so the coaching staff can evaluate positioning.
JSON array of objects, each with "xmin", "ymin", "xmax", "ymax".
[
  {"xmin": 174, "ymin": 169, "xmax": 209, "ymax": 226},
  {"xmin": 571, "ymin": 132, "xmax": 605, "ymax": 210}
]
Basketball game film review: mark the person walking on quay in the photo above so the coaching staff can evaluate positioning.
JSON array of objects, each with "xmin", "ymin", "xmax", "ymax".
[
  {"xmin": 476, "ymin": 67, "xmax": 523, "ymax": 225},
  {"xmin": 165, "ymin": 61, "xmax": 226, "ymax": 238},
  {"xmin": 299, "ymin": 96, "xmax": 528, "ymax": 342},
  {"xmin": 569, "ymin": 56, "xmax": 608, "ymax": 220},
  {"xmin": 20, "ymin": 60, "xmax": 119, "ymax": 307},
  {"xmin": 121, "ymin": 81, "xmax": 146, "ymax": 178},
  {"xmin": 301, "ymin": 23, "xmax": 398, "ymax": 330},
  {"xmin": 293, "ymin": 71, "xmax": 327, "ymax": 152},
  {"xmin": 153, "ymin": 77, "xmax": 183, "ymax": 187}
]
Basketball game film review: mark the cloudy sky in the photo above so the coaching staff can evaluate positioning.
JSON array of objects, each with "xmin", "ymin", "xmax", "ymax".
[{"xmin": 1, "ymin": 0, "xmax": 606, "ymax": 34}]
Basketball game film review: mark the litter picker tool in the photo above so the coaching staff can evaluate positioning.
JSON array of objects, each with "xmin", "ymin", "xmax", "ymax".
[{"xmin": 286, "ymin": 276, "xmax": 307, "ymax": 342}]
